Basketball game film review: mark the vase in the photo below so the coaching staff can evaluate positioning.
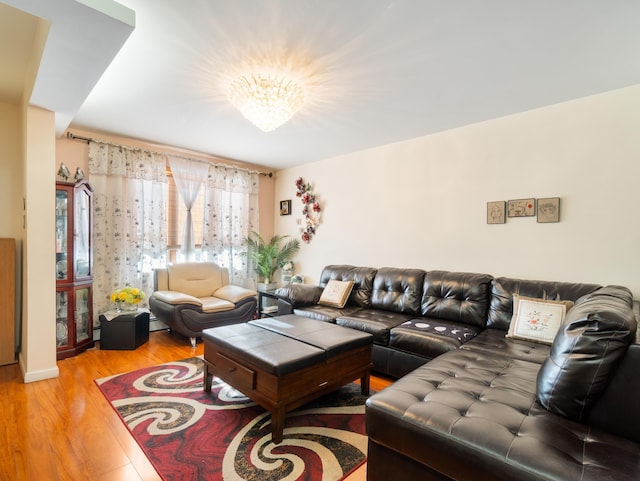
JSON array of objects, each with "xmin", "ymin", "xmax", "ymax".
[{"xmin": 116, "ymin": 302, "xmax": 138, "ymax": 313}]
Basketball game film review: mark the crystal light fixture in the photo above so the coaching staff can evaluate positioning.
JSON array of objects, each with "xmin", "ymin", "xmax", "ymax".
[{"xmin": 228, "ymin": 73, "xmax": 304, "ymax": 132}]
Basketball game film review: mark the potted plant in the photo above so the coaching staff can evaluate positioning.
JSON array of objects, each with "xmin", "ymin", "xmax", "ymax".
[{"xmin": 246, "ymin": 231, "xmax": 300, "ymax": 289}]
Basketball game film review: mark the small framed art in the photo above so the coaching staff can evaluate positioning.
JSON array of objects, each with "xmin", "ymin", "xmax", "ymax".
[
  {"xmin": 487, "ymin": 201, "xmax": 506, "ymax": 224},
  {"xmin": 280, "ymin": 200, "xmax": 291, "ymax": 216},
  {"xmin": 508, "ymin": 198, "xmax": 536, "ymax": 217},
  {"xmin": 537, "ymin": 197, "xmax": 560, "ymax": 223}
]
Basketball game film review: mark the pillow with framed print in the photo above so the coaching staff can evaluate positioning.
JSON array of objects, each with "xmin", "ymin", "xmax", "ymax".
[
  {"xmin": 318, "ymin": 279, "xmax": 355, "ymax": 308},
  {"xmin": 507, "ymin": 294, "xmax": 574, "ymax": 345}
]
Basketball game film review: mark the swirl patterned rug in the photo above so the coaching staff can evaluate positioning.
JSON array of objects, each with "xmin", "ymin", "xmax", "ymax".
[{"xmin": 95, "ymin": 356, "xmax": 369, "ymax": 481}]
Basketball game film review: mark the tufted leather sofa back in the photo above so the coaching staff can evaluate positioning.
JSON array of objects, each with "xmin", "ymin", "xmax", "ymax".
[
  {"xmin": 421, "ymin": 271, "xmax": 494, "ymax": 328},
  {"xmin": 370, "ymin": 267, "xmax": 425, "ymax": 315},
  {"xmin": 487, "ymin": 277, "xmax": 601, "ymax": 330},
  {"xmin": 319, "ymin": 265, "xmax": 377, "ymax": 308}
]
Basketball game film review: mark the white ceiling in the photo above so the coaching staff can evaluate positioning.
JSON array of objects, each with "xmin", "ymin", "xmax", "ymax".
[{"xmin": 3, "ymin": 1, "xmax": 640, "ymax": 170}]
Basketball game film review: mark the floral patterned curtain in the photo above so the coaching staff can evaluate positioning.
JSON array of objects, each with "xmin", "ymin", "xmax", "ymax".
[
  {"xmin": 201, "ymin": 165, "xmax": 259, "ymax": 287},
  {"xmin": 88, "ymin": 142, "xmax": 168, "ymax": 319}
]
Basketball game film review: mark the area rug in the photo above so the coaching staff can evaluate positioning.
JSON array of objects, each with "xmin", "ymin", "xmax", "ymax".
[{"xmin": 95, "ymin": 356, "xmax": 370, "ymax": 481}]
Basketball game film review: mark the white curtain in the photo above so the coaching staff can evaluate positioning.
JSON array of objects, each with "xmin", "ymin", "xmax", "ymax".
[
  {"xmin": 201, "ymin": 165, "xmax": 259, "ymax": 287},
  {"xmin": 168, "ymin": 156, "xmax": 209, "ymax": 260},
  {"xmin": 88, "ymin": 142, "xmax": 168, "ymax": 320}
]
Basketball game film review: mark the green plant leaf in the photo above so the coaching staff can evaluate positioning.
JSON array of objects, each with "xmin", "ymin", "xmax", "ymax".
[{"xmin": 245, "ymin": 231, "xmax": 300, "ymax": 283}]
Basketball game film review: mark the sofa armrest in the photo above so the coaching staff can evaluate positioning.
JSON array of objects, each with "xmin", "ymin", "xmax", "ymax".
[
  {"xmin": 153, "ymin": 290, "xmax": 202, "ymax": 306},
  {"xmin": 213, "ymin": 285, "xmax": 257, "ymax": 304},
  {"xmin": 275, "ymin": 284, "xmax": 323, "ymax": 307}
]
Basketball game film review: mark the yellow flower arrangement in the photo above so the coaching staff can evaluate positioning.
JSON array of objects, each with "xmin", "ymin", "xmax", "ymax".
[{"xmin": 110, "ymin": 285, "xmax": 145, "ymax": 306}]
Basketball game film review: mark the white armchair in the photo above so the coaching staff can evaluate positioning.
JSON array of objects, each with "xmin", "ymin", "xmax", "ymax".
[{"xmin": 149, "ymin": 262, "xmax": 257, "ymax": 347}]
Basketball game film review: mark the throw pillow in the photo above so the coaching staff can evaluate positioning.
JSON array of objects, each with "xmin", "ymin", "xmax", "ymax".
[
  {"xmin": 318, "ymin": 280, "xmax": 355, "ymax": 308},
  {"xmin": 506, "ymin": 294, "xmax": 574, "ymax": 344}
]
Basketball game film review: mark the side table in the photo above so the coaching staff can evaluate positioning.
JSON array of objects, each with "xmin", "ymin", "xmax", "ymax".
[
  {"xmin": 99, "ymin": 309, "xmax": 150, "ymax": 350},
  {"xmin": 257, "ymin": 289, "xmax": 279, "ymax": 318}
]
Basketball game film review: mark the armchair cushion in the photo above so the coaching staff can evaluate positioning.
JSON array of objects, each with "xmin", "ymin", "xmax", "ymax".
[
  {"xmin": 153, "ymin": 290, "xmax": 201, "ymax": 305},
  {"xmin": 151, "ymin": 291, "xmax": 236, "ymax": 313},
  {"xmin": 213, "ymin": 285, "xmax": 257, "ymax": 304},
  {"xmin": 199, "ymin": 296, "xmax": 236, "ymax": 313}
]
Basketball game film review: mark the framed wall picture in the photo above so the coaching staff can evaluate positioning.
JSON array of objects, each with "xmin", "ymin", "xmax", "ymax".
[
  {"xmin": 508, "ymin": 198, "xmax": 536, "ymax": 217},
  {"xmin": 279, "ymin": 199, "xmax": 291, "ymax": 216},
  {"xmin": 537, "ymin": 197, "xmax": 560, "ymax": 223},
  {"xmin": 487, "ymin": 201, "xmax": 506, "ymax": 224}
]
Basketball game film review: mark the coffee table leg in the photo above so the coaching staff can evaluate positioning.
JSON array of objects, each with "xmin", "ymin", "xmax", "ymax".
[
  {"xmin": 204, "ymin": 364, "xmax": 213, "ymax": 393},
  {"xmin": 271, "ymin": 408, "xmax": 285, "ymax": 444},
  {"xmin": 360, "ymin": 368, "xmax": 370, "ymax": 396}
]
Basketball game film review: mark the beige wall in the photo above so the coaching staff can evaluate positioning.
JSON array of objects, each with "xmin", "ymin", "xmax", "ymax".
[
  {"xmin": 0, "ymin": 102, "xmax": 22, "ymax": 237},
  {"xmin": 21, "ymin": 105, "xmax": 58, "ymax": 382},
  {"xmin": 275, "ymin": 84, "xmax": 640, "ymax": 297}
]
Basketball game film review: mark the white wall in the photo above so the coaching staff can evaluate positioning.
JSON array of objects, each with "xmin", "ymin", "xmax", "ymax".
[{"xmin": 275, "ymin": 84, "xmax": 640, "ymax": 297}]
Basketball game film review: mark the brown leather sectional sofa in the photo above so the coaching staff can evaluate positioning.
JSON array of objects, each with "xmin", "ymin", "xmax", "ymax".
[{"xmin": 275, "ymin": 265, "xmax": 640, "ymax": 481}]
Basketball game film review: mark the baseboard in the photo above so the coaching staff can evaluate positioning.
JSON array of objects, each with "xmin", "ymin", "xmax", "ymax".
[{"xmin": 20, "ymin": 354, "xmax": 59, "ymax": 383}]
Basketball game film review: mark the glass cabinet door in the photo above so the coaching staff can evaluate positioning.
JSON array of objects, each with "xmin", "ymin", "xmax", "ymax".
[
  {"xmin": 75, "ymin": 286, "xmax": 90, "ymax": 343},
  {"xmin": 56, "ymin": 290, "xmax": 69, "ymax": 347},
  {"xmin": 74, "ymin": 187, "xmax": 91, "ymax": 278},
  {"xmin": 55, "ymin": 190, "xmax": 69, "ymax": 281}
]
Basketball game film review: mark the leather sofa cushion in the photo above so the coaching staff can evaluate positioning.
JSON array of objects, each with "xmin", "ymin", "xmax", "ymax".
[
  {"xmin": 536, "ymin": 285, "xmax": 636, "ymax": 421},
  {"xmin": 461, "ymin": 328, "xmax": 551, "ymax": 364},
  {"xmin": 370, "ymin": 267, "xmax": 425, "ymax": 315},
  {"xmin": 421, "ymin": 270, "xmax": 493, "ymax": 328},
  {"xmin": 319, "ymin": 265, "xmax": 377, "ymax": 308},
  {"xmin": 389, "ymin": 318, "xmax": 482, "ymax": 360},
  {"xmin": 487, "ymin": 277, "xmax": 601, "ymax": 331},
  {"xmin": 336, "ymin": 309, "xmax": 414, "ymax": 345},
  {"xmin": 276, "ymin": 284, "xmax": 323, "ymax": 307},
  {"xmin": 293, "ymin": 304, "xmax": 363, "ymax": 322},
  {"xmin": 366, "ymin": 348, "xmax": 640, "ymax": 481}
]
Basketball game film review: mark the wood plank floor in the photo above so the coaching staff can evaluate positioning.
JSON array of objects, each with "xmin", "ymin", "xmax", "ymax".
[{"xmin": 0, "ymin": 330, "xmax": 393, "ymax": 481}]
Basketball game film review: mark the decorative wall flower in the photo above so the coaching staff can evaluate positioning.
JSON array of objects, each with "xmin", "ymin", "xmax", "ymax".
[{"xmin": 295, "ymin": 177, "xmax": 321, "ymax": 243}]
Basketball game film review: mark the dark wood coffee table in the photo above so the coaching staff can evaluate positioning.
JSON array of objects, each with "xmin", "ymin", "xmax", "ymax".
[{"xmin": 202, "ymin": 315, "xmax": 373, "ymax": 443}]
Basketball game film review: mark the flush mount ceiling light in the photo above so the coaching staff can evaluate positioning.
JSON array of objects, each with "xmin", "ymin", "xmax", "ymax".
[{"xmin": 228, "ymin": 73, "xmax": 304, "ymax": 132}]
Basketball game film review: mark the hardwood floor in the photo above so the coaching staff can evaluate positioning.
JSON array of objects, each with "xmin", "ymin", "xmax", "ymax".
[{"xmin": 0, "ymin": 330, "xmax": 393, "ymax": 481}]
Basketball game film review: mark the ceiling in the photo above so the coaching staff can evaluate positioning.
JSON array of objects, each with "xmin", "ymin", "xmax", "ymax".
[{"xmin": 3, "ymin": 1, "xmax": 640, "ymax": 170}]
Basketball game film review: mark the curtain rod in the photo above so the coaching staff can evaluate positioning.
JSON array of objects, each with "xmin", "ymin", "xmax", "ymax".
[{"xmin": 65, "ymin": 132, "xmax": 273, "ymax": 178}]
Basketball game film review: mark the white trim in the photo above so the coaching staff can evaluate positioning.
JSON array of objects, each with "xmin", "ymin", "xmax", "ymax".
[{"xmin": 20, "ymin": 355, "xmax": 59, "ymax": 383}]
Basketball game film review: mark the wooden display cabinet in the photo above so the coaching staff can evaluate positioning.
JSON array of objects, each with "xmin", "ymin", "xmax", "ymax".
[{"xmin": 56, "ymin": 180, "xmax": 94, "ymax": 360}]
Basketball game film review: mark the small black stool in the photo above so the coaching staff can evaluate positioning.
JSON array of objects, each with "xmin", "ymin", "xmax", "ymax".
[{"xmin": 99, "ymin": 310, "xmax": 150, "ymax": 350}]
